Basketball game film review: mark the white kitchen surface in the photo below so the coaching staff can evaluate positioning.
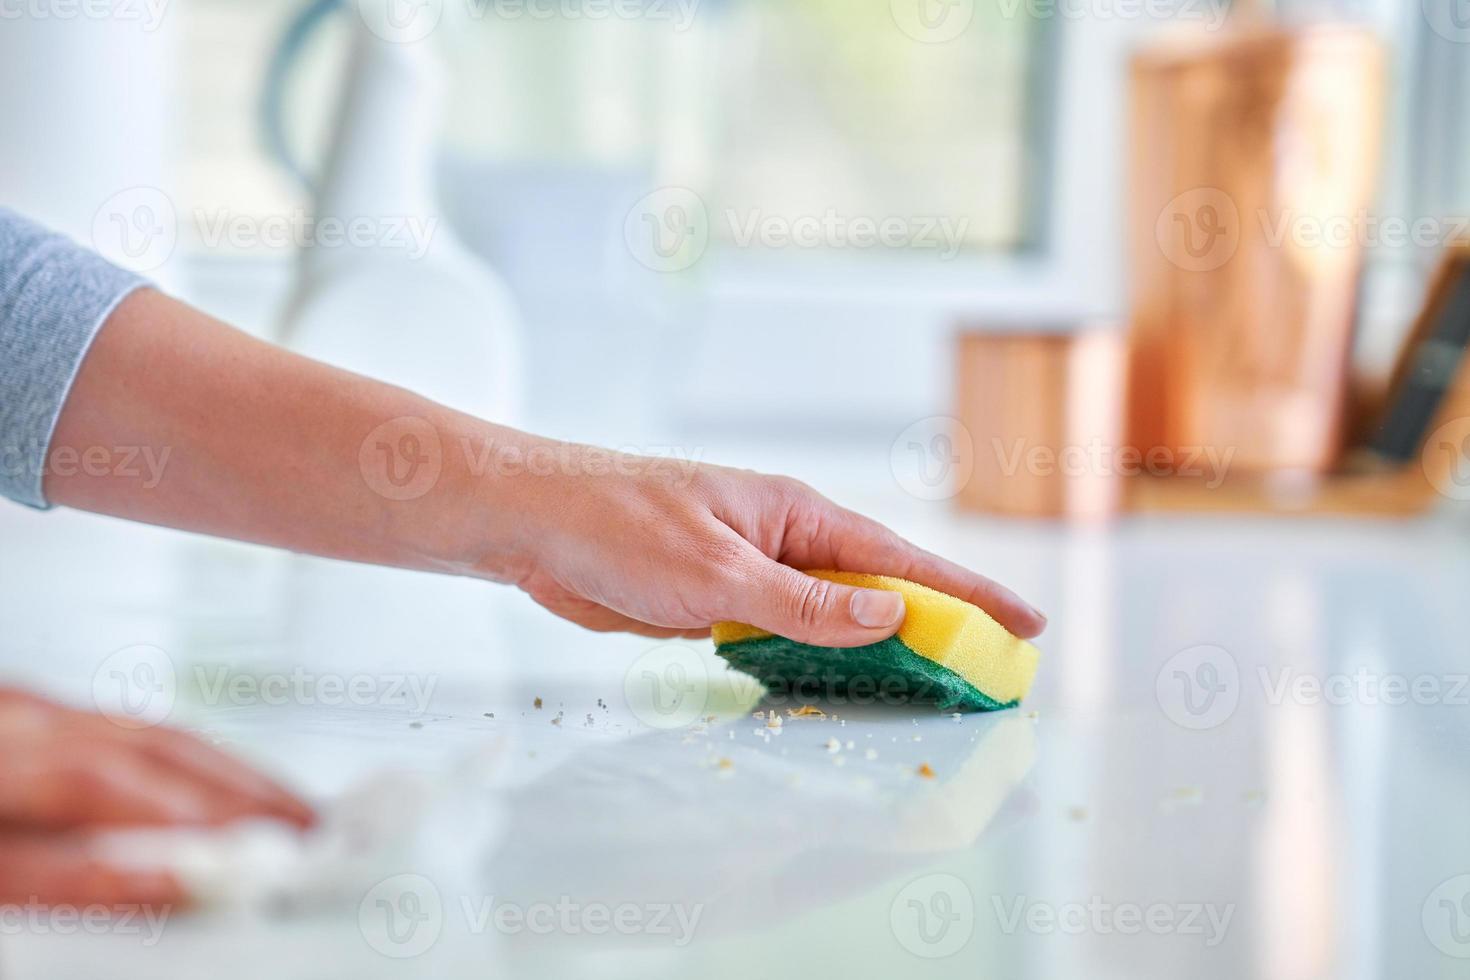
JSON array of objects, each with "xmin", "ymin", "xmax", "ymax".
[{"xmin": 3, "ymin": 444, "xmax": 1469, "ymax": 979}]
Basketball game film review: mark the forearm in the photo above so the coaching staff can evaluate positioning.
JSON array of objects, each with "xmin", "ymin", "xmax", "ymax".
[
  {"xmin": 45, "ymin": 288, "xmax": 528, "ymax": 582},
  {"xmin": 39, "ymin": 281, "xmax": 1044, "ymax": 647}
]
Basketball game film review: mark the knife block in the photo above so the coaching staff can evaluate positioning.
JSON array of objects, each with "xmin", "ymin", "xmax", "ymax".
[{"xmin": 1131, "ymin": 245, "xmax": 1470, "ymax": 516}]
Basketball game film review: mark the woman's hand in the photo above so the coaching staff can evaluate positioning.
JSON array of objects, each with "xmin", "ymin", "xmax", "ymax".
[
  {"xmin": 479, "ymin": 448, "xmax": 1047, "ymax": 647},
  {"xmin": 0, "ymin": 688, "xmax": 313, "ymax": 907},
  {"xmin": 45, "ymin": 289, "xmax": 1044, "ymax": 650}
]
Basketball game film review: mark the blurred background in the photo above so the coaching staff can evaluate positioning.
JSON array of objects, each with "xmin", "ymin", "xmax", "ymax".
[
  {"xmin": 4, "ymin": 0, "xmax": 1464, "ymax": 482},
  {"xmin": 5, "ymin": 2, "xmax": 1470, "ymax": 978}
]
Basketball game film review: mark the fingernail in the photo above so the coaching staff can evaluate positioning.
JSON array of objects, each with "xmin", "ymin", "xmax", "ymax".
[{"xmin": 851, "ymin": 589, "xmax": 904, "ymax": 629}]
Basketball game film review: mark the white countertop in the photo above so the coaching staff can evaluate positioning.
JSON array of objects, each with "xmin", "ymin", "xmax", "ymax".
[{"xmin": 3, "ymin": 462, "xmax": 1469, "ymax": 979}]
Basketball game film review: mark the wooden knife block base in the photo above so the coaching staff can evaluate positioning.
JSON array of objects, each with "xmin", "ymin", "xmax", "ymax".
[{"xmin": 1126, "ymin": 465, "xmax": 1439, "ymax": 517}]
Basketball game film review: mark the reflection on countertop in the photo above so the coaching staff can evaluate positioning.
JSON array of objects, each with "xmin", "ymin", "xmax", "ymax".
[{"xmin": 2, "ymin": 481, "xmax": 1469, "ymax": 979}]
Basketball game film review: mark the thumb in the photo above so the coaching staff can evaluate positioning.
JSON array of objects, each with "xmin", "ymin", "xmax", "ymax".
[{"xmin": 733, "ymin": 561, "xmax": 906, "ymax": 648}]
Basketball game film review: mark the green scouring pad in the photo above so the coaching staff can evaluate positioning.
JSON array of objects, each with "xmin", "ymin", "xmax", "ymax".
[{"xmin": 712, "ymin": 571, "xmax": 1040, "ymax": 713}]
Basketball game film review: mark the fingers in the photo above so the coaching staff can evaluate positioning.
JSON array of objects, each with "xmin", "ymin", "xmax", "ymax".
[
  {"xmin": 0, "ymin": 700, "xmax": 316, "ymax": 832},
  {"xmin": 43, "ymin": 703, "xmax": 314, "ymax": 829},
  {"xmin": 524, "ymin": 578, "xmax": 713, "ymax": 639},
  {"xmin": 782, "ymin": 500, "xmax": 1047, "ymax": 639},
  {"xmin": 551, "ymin": 605, "xmax": 712, "ymax": 640},
  {"xmin": 725, "ymin": 551, "xmax": 908, "ymax": 648},
  {"xmin": 132, "ymin": 728, "xmax": 314, "ymax": 829},
  {"xmin": 0, "ymin": 691, "xmax": 311, "ymax": 913},
  {"xmin": 0, "ymin": 830, "xmax": 187, "ymax": 908},
  {"xmin": 0, "ymin": 740, "xmax": 254, "ymax": 829}
]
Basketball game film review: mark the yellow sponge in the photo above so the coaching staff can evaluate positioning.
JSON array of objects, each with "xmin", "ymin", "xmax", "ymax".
[{"xmin": 712, "ymin": 571, "xmax": 1041, "ymax": 712}]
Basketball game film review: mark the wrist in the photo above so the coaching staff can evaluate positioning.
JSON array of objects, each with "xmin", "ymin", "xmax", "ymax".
[{"xmin": 417, "ymin": 417, "xmax": 550, "ymax": 583}]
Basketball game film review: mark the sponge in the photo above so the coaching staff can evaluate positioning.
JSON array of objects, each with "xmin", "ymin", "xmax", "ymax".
[{"xmin": 712, "ymin": 571, "xmax": 1040, "ymax": 713}]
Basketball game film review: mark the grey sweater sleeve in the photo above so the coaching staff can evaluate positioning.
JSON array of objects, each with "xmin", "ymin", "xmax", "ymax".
[{"xmin": 0, "ymin": 208, "xmax": 148, "ymax": 509}]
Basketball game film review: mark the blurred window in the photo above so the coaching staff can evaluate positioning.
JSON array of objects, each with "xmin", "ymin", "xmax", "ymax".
[
  {"xmin": 691, "ymin": 1, "xmax": 1051, "ymax": 253},
  {"xmin": 182, "ymin": 0, "xmax": 1053, "ymax": 258}
]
